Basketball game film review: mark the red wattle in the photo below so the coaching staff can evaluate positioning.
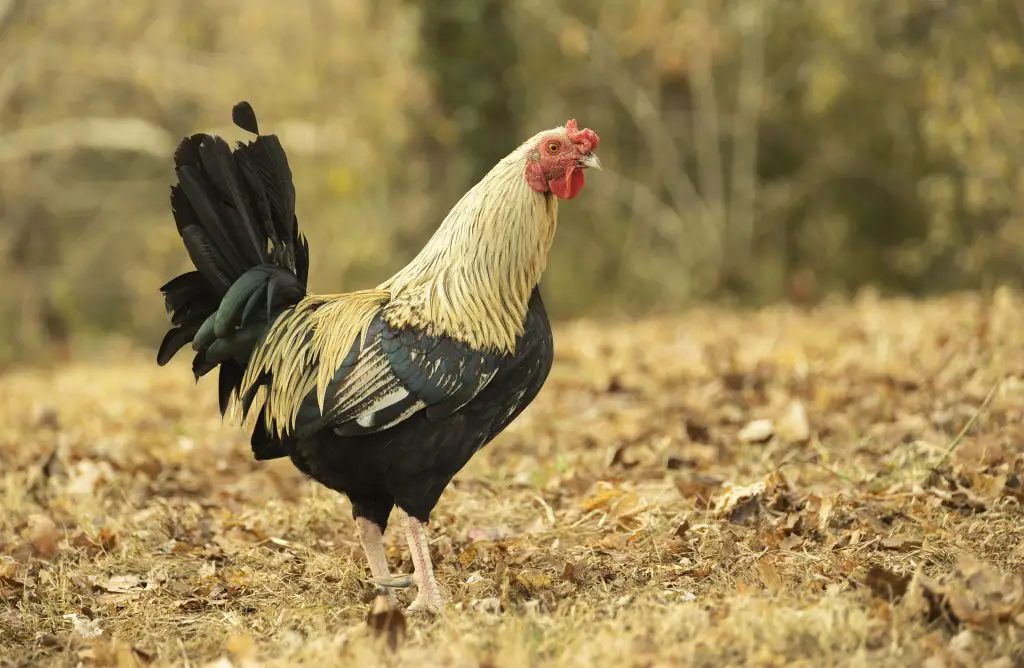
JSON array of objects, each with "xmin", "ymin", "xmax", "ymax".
[{"xmin": 549, "ymin": 167, "xmax": 586, "ymax": 200}]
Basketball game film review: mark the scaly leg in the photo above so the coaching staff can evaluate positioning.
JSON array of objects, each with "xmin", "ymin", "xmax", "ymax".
[
  {"xmin": 403, "ymin": 513, "xmax": 444, "ymax": 614},
  {"xmin": 356, "ymin": 517, "xmax": 397, "ymax": 606}
]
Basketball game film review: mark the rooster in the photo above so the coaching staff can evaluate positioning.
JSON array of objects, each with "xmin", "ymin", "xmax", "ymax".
[{"xmin": 157, "ymin": 101, "xmax": 600, "ymax": 613}]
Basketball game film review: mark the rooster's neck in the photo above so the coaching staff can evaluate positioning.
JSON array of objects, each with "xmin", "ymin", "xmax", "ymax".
[{"xmin": 379, "ymin": 145, "xmax": 557, "ymax": 353}]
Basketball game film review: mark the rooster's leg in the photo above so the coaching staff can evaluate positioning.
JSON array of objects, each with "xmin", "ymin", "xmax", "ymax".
[
  {"xmin": 356, "ymin": 517, "xmax": 397, "ymax": 605},
  {"xmin": 403, "ymin": 513, "xmax": 444, "ymax": 614}
]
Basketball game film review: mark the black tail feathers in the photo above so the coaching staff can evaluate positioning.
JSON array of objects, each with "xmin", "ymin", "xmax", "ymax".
[{"xmin": 157, "ymin": 101, "xmax": 310, "ymax": 415}]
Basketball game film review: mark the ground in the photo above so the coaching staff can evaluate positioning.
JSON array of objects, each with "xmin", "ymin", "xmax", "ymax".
[{"xmin": 3, "ymin": 291, "xmax": 1024, "ymax": 667}]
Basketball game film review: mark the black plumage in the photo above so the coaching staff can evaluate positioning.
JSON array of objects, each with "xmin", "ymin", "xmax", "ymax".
[{"xmin": 260, "ymin": 291, "xmax": 552, "ymax": 530}]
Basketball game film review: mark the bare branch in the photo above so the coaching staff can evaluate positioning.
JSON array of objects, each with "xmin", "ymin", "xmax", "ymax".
[
  {"xmin": 0, "ymin": 117, "xmax": 175, "ymax": 162},
  {"xmin": 585, "ymin": 26, "xmax": 724, "ymax": 280},
  {"xmin": 0, "ymin": 46, "xmax": 251, "ymax": 116},
  {"xmin": 587, "ymin": 35, "xmax": 712, "ymax": 219},
  {"xmin": 599, "ymin": 169, "xmax": 694, "ymax": 246},
  {"xmin": 728, "ymin": 0, "xmax": 772, "ymax": 269},
  {"xmin": 689, "ymin": 0, "xmax": 726, "ymax": 247},
  {"xmin": 519, "ymin": 0, "xmax": 723, "ymax": 273},
  {"xmin": 0, "ymin": 117, "xmax": 359, "ymax": 163},
  {"xmin": 0, "ymin": 0, "xmax": 21, "ymax": 35}
]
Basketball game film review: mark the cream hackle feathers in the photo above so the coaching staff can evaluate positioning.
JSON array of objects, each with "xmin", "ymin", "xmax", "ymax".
[
  {"xmin": 237, "ymin": 126, "xmax": 568, "ymax": 435},
  {"xmin": 378, "ymin": 130, "xmax": 559, "ymax": 353}
]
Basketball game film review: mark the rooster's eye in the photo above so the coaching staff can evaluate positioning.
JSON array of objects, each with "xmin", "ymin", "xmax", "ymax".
[{"xmin": 547, "ymin": 142, "xmax": 560, "ymax": 154}]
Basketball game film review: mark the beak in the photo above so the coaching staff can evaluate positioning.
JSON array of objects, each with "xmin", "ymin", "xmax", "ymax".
[{"xmin": 577, "ymin": 152, "xmax": 602, "ymax": 170}]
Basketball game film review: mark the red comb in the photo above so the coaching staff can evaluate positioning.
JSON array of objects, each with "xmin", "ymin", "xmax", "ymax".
[{"xmin": 566, "ymin": 119, "xmax": 599, "ymax": 153}]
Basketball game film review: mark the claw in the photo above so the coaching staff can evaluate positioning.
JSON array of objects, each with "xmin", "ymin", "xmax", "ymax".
[{"xmin": 371, "ymin": 574, "xmax": 416, "ymax": 590}]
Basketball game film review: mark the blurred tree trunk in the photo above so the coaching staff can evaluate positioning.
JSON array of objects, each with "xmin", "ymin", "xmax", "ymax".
[{"xmin": 411, "ymin": 1, "xmax": 522, "ymax": 240}]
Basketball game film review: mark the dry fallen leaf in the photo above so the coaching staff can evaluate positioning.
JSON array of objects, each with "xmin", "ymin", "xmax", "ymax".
[
  {"xmin": 66, "ymin": 460, "xmax": 114, "ymax": 498},
  {"xmin": 880, "ymin": 536, "xmax": 922, "ymax": 552},
  {"xmin": 942, "ymin": 556, "xmax": 1024, "ymax": 626},
  {"xmin": 0, "ymin": 574, "xmax": 25, "ymax": 601},
  {"xmin": 779, "ymin": 534, "xmax": 803, "ymax": 551},
  {"xmin": 562, "ymin": 561, "xmax": 586, "ymax": 584},
  {"xmin": 466, "ymin": 525, "xmax": 512, "ymax": 542},
  {"xmin": 89, "ymin": 574, "xmax": 148, "ymax": 594},
  {"xmin": 366, "ymin": 596, "xmax": 407, "ymax": 651},
  {"xmin": 739, "ymin": 419, "xmax": 774, "ymax": 444},
  {"xmin": 981, "ymin": 658, "xmax": 1013, "ymax": 668},
  {"xmin": 69, "ymin": 529, "xmax": 119, "ymax": 557},
  {"xmin": 580, "ymin": 482, "xmax": 624, "ymax": 513},
  {"xmin": 515, "ymin": 569, "xmax": 552, "ymax": 596},
  {"xmin": 811, "ymin": 494, "xmax": 835, "ymax": 533},
  {"xmin": 226, "ymin": 633, "xmax": 257, "ymax": 660},
  {"xmin": 673, "ymin": 520, "xmax": 691, "ymax": 539},
  {"xmin": 80, "ymin": 638, "xmax": 155, "ymax": 667},
  {"xmin": 65, "ymin": 612, "xmax": 103, "ymax": 639},
  {"xmin": 471, "ymin": 597, "xmax": 502, "ymax": 614},
  {"xmin": 864, "ymin": 565, "xmax": 911, "ymax": 601},
  {"xmin": 776, "ymin": 401, "xmax": 810, "ymax": 443},
  {"xmin": 713, "ymin": 480, "xmax": 767, "ymax": 516},
  {"xmin": 25, "ymin": 514, "xmax": 61, "ymax": 559},
  {"xmin": 198, "ymin": 561, "xmax": 216, "ymax": 580},
  {"xmin": 755, "ymin": 558, "xmax": 783, "ymax": 590}
]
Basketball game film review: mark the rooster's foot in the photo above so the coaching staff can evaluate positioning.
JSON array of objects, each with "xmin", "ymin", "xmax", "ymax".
[{"xmin": 407, "ymin": 591, "xmax": 444, "ymax": 615}]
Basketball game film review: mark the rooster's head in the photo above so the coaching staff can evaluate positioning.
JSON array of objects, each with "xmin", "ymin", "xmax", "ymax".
[{"xmin": 524, "ymin": 119, "xmax": 601, "ymax": 201}]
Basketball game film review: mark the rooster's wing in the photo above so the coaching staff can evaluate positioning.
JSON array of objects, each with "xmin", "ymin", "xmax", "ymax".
[{"xmin": 289, "ymin": 313, "xmax": 502, "ymax": 439}]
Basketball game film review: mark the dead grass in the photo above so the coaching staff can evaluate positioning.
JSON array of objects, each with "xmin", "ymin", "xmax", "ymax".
[{"xmin": 3, "ymin": 290, "xmax": 1024, "ymax": 667}]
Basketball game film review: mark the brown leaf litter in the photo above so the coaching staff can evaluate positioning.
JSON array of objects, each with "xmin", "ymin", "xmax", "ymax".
[{"xmin": 2, "ymin": 292, "xmax": 1024, "ymax": 666}]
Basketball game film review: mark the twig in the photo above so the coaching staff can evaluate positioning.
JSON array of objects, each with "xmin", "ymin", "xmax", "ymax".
[
  {"xmin": 930, "ymin": 379, "xmax": 1002, "ymax": 473},
  {"xmin": 689, "ymin": 0, "xmax": 726, "ymax": 247},
  {"xmin": 728, "ymin": 0, "xmax": 771, "ymax": 271},
  {"xmin": 531, "ymin": 494, "xmax": 557, "ymax": 526}
]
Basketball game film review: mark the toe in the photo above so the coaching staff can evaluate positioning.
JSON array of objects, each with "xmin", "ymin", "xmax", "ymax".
[
  {"xmin": 371, "ymin": 574, "xmax": 416, "ymax": 589},
  {"xmin": 407, "ymin": 597, "xmax": 442, "ymax": 615}
]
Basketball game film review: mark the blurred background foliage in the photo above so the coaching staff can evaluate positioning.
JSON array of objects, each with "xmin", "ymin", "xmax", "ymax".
[{"xmin": 0, "ymin": 0, "xmax": 1022, "ymax": 367}]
